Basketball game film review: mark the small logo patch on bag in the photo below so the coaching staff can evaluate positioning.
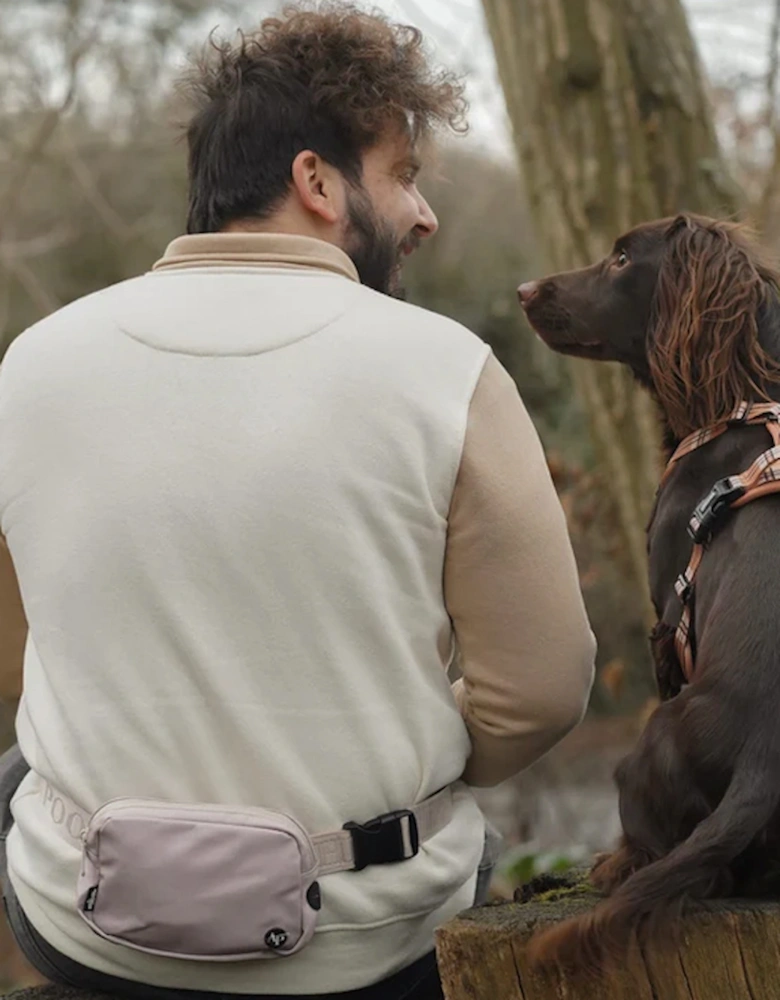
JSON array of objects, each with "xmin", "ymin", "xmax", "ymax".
[
  {"xmin": 264, "ymin": 928, "xmax": 288, "ymax": 950},
  {"xmin": 84, "ymin": 886, "xmax": 99, "ymax": 913}
]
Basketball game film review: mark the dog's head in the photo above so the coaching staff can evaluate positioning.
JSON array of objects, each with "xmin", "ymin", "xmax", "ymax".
[{"xmin": 520, "ymin": 214, "xmax": 780, "ymax": 438}]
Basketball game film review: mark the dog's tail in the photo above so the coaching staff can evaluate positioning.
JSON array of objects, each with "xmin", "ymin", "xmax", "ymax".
[{"xmin": 528, "ymin": 750, "xmax": 780, "ymax": 974}]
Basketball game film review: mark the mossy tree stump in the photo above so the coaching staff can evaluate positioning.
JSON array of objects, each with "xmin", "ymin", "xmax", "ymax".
[{"xmin": 435, "ymin": 873, "xmax": 780, "ymax": 999}]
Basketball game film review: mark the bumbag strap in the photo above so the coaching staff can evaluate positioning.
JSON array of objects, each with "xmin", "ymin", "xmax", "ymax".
[
  {"xmin": 314, "ymin": 787, "xmax": 453, "ymax": 874},
  {"xmin": 38, "ymin": 777, "xmax": 453, "ymax": 874}
]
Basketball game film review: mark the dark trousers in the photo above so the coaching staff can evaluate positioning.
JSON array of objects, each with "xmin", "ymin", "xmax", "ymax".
[{"xmin": 0, "ymin": 746, "xmax": 498, "ymax": 1000}]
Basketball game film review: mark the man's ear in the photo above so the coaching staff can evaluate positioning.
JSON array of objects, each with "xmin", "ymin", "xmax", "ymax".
[{"xmin": 290, "ymin": 150, "xmax": 346, "ymax": 225}]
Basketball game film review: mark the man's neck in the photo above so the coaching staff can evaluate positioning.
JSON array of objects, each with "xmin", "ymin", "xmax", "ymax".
[{"xmin": 221, "ymin": 210, "xmax": 340, "ymax": 250}]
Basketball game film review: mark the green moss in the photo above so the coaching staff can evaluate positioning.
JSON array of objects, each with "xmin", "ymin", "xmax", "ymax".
[
  {"xmin": 515, "ymin": 868, "xmax": 597, "ymax": 902},
  {"xmin": 530, "ymin": 883, "xmax": 599, "ymax": 905},
  {"xmin": 454, "ymin": 869, "xmax": 603, "ymax": 935}
]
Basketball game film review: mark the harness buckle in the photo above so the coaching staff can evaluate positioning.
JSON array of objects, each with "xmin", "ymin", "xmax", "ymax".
[
  {"xmin": 344, "ymin": 810, "xmax": 419, "ymax": 871},
  {"xmin": 688, "ymin": 478, "xmax": 746, "ymax": 544},
  {"xmin": 675, "ymin": 574, "xmax": 693, "ymax": 605}
]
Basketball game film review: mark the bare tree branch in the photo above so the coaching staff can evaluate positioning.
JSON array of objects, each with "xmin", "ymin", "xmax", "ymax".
[
  {"xmin": 0, "ymin": 229, "xmax": 74, "ymax": 261},
  {"xmin": 0, "ymin": 2, "xmax": 102, "ymax": 345},
  {"xmin": 4, "ymin": 258, "xmax": 60, "ymax": 318},
  {"xmin": 60, "ymin": 131, "xmax": 136, "ymax": 243},
  {"xmin": 0, "ymin": 38, "xmax": 87, "ymax": 224}
]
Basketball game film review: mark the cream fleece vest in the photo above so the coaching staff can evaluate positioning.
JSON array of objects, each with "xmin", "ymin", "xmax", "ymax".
[{"xmin": 0, "ymin": 237, "xmax": 490, "ymax": 994}]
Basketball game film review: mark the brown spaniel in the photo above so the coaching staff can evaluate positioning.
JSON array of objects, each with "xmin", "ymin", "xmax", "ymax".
[{"xmin": 519, "ymin": 214, "xmax": 780, "ymax": 972}]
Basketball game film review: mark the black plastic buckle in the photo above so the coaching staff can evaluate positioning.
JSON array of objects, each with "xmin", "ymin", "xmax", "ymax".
[
  {"xmin": 344, "ymin": 810, "xmax": 420, "ymax": 871},
  {"xmin": 688, "ymin": 478, "xmax": 746, "ymax": 544},
  {"xmin": 675, "ymin": 574, "xmax": 693, "ymax": 605}
]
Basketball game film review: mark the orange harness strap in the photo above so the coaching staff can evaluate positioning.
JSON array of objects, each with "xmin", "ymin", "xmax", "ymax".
[{"xmin": 662, "ymin": 404, "xmax": 780, "ymax": 683}]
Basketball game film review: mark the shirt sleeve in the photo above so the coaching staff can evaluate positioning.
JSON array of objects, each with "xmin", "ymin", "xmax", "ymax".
[
  {"xmin": 0, "ymin": 535, "xmax": 26, "ymax": 703},
  {"xmin": 445, "ymin": 352, "xmax": 596, "ymax": 787}
]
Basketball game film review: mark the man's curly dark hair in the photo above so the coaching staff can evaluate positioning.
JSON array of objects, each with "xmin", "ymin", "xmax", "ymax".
[{"xmin": 181, "ymin": 2, "xmax": 468, "ymax": 234}]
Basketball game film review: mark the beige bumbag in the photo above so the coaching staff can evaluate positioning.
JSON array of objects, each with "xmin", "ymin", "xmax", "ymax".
[{"xmin": 76, "ymin": 790, "xmax": 453, "ymax": 961}]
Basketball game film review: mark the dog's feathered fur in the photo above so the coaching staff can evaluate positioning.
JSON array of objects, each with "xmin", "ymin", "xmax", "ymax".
[{"xmin": 520, "ymin": 214, "xmax": 780, "ymax": 973}]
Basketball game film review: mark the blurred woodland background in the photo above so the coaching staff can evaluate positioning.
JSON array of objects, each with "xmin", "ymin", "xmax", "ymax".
[{"xmin": 0, "ymin": 0, "xmax": 778, "ymax": 988}]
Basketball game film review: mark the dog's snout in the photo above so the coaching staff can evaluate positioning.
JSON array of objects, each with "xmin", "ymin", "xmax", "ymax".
[{"xmin": 518, "ymin": 281, "xmax": 540, "ymax": 307}]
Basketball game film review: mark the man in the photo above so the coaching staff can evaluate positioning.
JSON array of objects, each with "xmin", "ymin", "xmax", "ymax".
[{"xmin": 0, "ymin": 4, "xmax": 595, "ymax": 998}]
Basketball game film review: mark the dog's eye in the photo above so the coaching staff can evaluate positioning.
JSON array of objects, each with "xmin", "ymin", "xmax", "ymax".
[{"xmin": 614, "ymin": 249, "xmax": 630, "ymax": 268}]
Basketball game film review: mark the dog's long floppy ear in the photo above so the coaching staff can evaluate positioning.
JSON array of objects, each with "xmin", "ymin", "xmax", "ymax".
[{"xmin": 648, "ymin": 214, "xmax": 780, "ymax": 438}]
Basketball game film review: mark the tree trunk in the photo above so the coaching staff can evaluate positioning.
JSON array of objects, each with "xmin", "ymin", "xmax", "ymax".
[
  {"xmin": 435, "ymin": 874, "xmax": 780, "ymax": 999},
  {"xmin": 481, "ymin": 0, "xmax": 740, "ymax": 613}
]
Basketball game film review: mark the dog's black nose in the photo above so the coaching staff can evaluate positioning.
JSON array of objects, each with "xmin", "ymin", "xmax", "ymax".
[{"xmin": 518, "ymin": 281, "xmax": 539, "ymax": 307}]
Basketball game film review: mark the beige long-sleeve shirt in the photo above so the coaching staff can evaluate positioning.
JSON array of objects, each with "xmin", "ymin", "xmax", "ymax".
[{"xmin": 447, "ymin": 355, "xmax": 596, "ymax": 786}]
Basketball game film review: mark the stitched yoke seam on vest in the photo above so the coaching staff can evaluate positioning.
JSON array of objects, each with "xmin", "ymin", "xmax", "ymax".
[{"xmin": 115, "ymin": 304, "xmax": 356, "ymax": 358}]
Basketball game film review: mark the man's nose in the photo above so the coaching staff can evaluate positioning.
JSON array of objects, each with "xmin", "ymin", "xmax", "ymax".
[{"xmin": 414, "ymin": 191, "xmax": 439, "ymax": 238}]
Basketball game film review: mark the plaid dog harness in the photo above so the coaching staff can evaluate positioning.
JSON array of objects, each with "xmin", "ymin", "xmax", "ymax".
[{"xmin": 661, "ymin": 401, "xmax": 780, "ymax": 682}]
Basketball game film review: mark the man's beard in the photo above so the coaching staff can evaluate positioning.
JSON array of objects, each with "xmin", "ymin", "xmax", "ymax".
[{"xmin": 342, "ymin": 185, "xmax": 417, "ymax": 297}]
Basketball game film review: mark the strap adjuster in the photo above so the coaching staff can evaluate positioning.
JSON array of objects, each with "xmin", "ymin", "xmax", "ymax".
[
  {"xmin": 688, "ymin": 477, "xmax": 746, "ymax": 544},
  {"xmin": 343, "ymin": 809, "xmax": 420, "ymax": 871},
  {"xmin": 675, "ymin": 574, "xmax": 693, "ymax": 605}
]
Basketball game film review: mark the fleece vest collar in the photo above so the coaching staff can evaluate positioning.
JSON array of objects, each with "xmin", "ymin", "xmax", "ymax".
[{"xmin": 154, "ymin": 232, "xmax": 360, "ymax": 284}]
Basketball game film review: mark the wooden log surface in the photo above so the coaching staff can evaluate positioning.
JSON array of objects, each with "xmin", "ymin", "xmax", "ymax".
[
  {"xmin": 4, "ymin": 990, "xmax": 112, "ymax": 1000},
  {"xmin": 435, "ymin": 872, "xmax": 780, "ymax": 999}
]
